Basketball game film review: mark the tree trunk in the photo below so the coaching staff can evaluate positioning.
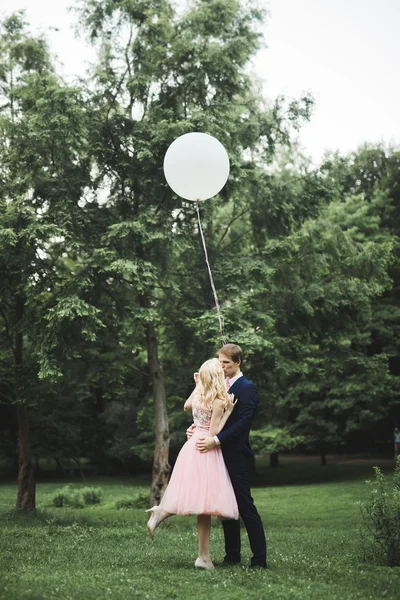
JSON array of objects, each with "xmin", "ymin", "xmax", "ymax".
[
  {"xmin": 269, "ymin": 452, "xmax": 280, "ymax": 467},
  {"xmin": 16, "ymin": 404, "xmax": 36, "ymax": 509},
  {"xmin": 320, "ymin": 445, "xmax": 327, "ymax": 466},
  {"xmin": 145, "ymin": 316, "xmax": 170, "ymax": 507},
  {"xmin": 15, "ymin": 294, "xmax": 36, "ymax": 510},
  {"xmin": 74, "ymin": 458, "xmax": 85, "ymax": 479},
  {"xmin": 55, "ymin": 458, "xmax": 65, "ymax": 477}
]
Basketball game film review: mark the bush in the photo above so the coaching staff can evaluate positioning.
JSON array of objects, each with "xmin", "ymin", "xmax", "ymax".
[
  {"xmin": 114, "ymin": 492, "xmax": 150, "ymax": 510},
  {"xmin": 81, "ymin": 487, "xmax": 102, "ymax": 505},
  {"xmin": 131, "ymin": 491, "xmax": 151, "ymax": 509},
  {"xmin": 51, "ymin": 486, "xmax": 103, "ymax": 509},
  {"xmin": 68, "ymin": 490, "xmax": 85, "ymax": 508},
  {"xmin": 114, "ymin": 499, "xmax": 135, "ymax": 509},
  {"xmin": 52, "ymin": 487, "xmax": 68, "ymax": 508},
  {"xmin": 359, "ymin": 457, "xmax": 400, "ymax": 566},
  {"xmin": 51, "ymin": 486, "xmax": 81, "ymax": 508}
]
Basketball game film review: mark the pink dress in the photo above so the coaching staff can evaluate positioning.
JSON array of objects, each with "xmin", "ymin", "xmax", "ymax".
[{"xmin": 159, "ymin": 395, "xmax": 239, "ymax": 519}]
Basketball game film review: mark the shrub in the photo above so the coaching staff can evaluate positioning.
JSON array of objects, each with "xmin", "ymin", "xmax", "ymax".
[
  {"xmin": 114, "ymin": 492, "xmax": 150, "ymax": 510},
  {"xmin": 52, "ymin": 487, "xmax": 69, "ymax": 508},
  {"xmin": 114, "ymin": 499, "xmax": 135, "ymax": 509},
  {"xmin": 67, "ymin": 490, "xmax": 85, "ymax": 508},
  {"xmin": 51, "ymin": 486, "xmax": 103, "ymax": 509},
  {"xmin": 81, "ymin": 487, "xmax": 102, "ymax": 505},
  {"xmin": 132, "ymin": 492, "xmax": 151, "ymax": 509},
  {"xmin": 359, "ymin": 457, "xmax": 400, "ymax": 566}
]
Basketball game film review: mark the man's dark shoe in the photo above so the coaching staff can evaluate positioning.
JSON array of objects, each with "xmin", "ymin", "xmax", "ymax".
[
  {"xmin": 249, "ymin": 563, "xmax": 268, "ymax": 570},
  {"xmin": 215, "ymin": 560, "xmax": 241, "ymax": 568}
]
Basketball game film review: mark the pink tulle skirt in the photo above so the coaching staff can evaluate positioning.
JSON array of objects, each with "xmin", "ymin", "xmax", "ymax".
[{"xmin": 159, "ymin": 426, "xmax": 239, "ymax": 519}]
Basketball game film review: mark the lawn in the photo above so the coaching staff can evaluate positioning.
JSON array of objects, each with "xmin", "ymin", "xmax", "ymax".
[{"xmin": 1, "ymin": 459, "xmax": 399, "ymax": 600}]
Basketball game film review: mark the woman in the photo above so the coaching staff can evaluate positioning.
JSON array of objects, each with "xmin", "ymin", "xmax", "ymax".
[{"xmin": 146, "ymin": 358, "xmax": 239, "ymax": 570}]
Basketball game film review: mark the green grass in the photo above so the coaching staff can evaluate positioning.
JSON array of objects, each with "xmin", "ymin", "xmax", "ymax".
[{"xmin": 1, "ymin": 463, "xmax": 400, "ymax": 600}]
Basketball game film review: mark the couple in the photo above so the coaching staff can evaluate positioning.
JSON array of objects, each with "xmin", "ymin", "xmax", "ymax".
[{"xmin": 146, "ymin": 343, "xmax": 267, "ymax": 570}]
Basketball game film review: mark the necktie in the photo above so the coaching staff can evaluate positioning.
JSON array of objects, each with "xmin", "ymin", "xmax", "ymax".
[{"xmin": 226, "ymin": 378, "xmax": 230, "ymax": 390}]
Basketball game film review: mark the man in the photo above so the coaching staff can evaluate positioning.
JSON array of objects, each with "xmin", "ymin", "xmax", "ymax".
[{"xmin": 192, "ymin": 343, "xmax": 267, "ymax": 569}]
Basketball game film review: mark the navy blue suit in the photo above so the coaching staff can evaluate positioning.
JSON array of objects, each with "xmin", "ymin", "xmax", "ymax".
[{"xmin": 218, "ymin": 376, "xmax": 267, "ymax": 567}]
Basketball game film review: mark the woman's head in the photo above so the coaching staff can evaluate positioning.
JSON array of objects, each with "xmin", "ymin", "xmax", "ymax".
[
  {"xmin": 199, "ymin": 358, "xmax": 224, "ymax": 387},
  {"xmin": 198, "ymin": 358, "xmax": 230, "ymax": 409}
]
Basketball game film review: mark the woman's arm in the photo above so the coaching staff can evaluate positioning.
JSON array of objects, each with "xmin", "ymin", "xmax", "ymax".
[
  {"xmin": 184, "ymin": 372, "xmax": 200, "ymax": 412},
  {"xmin": 208, "ymin": 398, "xmax": 225, "ymax": 437},
  {"xmin": 184, "ymin": 388, "xmax": 196, "ymax": 412}
]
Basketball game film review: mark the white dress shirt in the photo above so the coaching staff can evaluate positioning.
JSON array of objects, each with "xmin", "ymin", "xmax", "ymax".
[
  {"xmin": 226, "ymin": 371, "xmax": 243, "ymax": 389},
  {"xmin": 214, "ymin": 372, "xmax": 243, "ymax": 445}
]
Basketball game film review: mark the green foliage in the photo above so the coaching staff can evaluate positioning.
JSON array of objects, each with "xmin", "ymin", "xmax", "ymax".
[
  {"xmin": 248, "ymin": 151, "xmax": 396, "ymax": 455},
  {"xmin": 51, "ymin": 486, "xmax": 103, "ymax": 508},
  {"xmin": 250, "ymin": 426, "xmax": 304, "ymax": 455},
  {"xmin": 1, "ymin": 2, "xmax": 399, "ymax": 484},
  {"xmin": 81, "ymin": 487, "xmax": 103, "ymax": 505},
  {"xmin": 114, "ymin": 491, "xmax": 150, "ymax": 509},
  {"xmin": 51, "ymin": 487, "xmax": 68, "ymax": 508},
  {"xmin": 113, "ymin": 498, "xmax": 136, "ymax": 509},
  {"xmin": 51, "ymin": 486, "xmax": 84, "ymax": 508},
  {"xmin": 359, "ymin": 458, "xmax": 400, "ymax": 566},
  {"xmin": 130, "ymin": 492, "xmax": 149, "ymax": 509},
  {"xmin": 0, "ymin": 11, "xmax": 100, "ymax": 396}
]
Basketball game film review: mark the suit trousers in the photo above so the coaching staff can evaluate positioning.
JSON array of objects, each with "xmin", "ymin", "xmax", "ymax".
[{"xmin": 223, "ymin": 457, "xmax": 267, "ymax": 567}]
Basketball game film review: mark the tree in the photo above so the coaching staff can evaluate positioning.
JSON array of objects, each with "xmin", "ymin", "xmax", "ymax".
[
  {"xmin": 0, "ymin": 13, "xmax": 98, "ymax": 507},
  {"xmin": 250, "ymin": 425, "xmax": 304, "ymax": 467},
  {"xmin": 317, "ymin": 146, "xmax": 400, "ymax": 448},
  {"xmin": 254, "ymin": 155, "xmax": 394, "ymax": 464},
  {"xmin": 77, "ymin": 0, "xmax": 313, "ymax": 502}
]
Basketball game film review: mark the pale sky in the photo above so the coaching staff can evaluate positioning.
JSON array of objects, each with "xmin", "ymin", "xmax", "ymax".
[{"xmin": 1, "ymin": 0, "xmax": 399, "ymax": 164}]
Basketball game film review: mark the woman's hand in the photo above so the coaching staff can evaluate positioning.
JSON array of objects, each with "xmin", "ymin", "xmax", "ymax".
[
  {"xmin": 225, "ymin": 394, "xmax": 237, "ymax": 417},
  {"xmin": 186, "ymin": 423, "xmax": 196, "ymax": 439}
]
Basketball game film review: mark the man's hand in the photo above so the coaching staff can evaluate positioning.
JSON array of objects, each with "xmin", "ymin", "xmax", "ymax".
[
  {"xmin": 196, "ymin": 436, "xmax": 217, "ymax": 453},
  {"xmin": 186, "ymin": 423, "xmax": 196, "ymax": 440}
]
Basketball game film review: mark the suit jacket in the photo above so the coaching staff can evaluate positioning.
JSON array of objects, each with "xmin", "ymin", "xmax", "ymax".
[{"xmin": 218, "ymin": 376, "xmax": 258, "ymax": 462}]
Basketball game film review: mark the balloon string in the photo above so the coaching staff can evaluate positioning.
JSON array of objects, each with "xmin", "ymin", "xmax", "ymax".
[{"xmin": 195, "ymin": 200, "xmax": 227, "ymax": 345}]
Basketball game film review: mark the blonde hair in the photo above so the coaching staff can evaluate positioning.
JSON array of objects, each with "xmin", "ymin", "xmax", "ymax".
[{"xmin": 197, "ymin": 358, "xmax": 231, "ymax": 410}]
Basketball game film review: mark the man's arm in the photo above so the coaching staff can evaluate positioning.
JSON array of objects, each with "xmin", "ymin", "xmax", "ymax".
[
  {"xmin": 217, "ymin": 384, "xmax": 258, "ymax": 446},
  {"xmin": 196, "ymin": 384, "xmax": 258, "ymax": 453},
  {"xmin": 195, "ymin": 399, "xmax": 224, "ymax": 453}
]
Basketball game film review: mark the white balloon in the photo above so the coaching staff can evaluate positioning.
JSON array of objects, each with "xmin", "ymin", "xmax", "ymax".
[{"xmin": 163, "ymin": 132, "xmax": 230, "ymax": 201}]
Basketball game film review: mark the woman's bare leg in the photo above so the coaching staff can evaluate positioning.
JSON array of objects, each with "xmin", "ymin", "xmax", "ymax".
[{"xmin": 197, "ymin": 514, "xmax": 212, "ymax": 563}]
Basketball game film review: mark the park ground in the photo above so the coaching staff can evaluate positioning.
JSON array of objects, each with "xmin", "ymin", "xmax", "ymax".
[{"xmin": 1, "ymin": 455, "xmax": 400, "ymax": 600}]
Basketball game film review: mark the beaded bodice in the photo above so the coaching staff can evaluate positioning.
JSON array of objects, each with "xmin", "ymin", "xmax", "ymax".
[{"xmin": 192, "ymin": 394, "xmax": 212, "ymax": 430}]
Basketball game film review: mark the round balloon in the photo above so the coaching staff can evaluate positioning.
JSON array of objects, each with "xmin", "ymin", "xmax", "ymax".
[{"xmin": 163, "ymin": 132, "xmax": 230, "ymax": 201}]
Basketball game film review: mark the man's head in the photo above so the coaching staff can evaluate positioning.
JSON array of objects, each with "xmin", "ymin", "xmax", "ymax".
[{"xmin": 217, "ymin": 343, "xmax": 244, "ymax": 379}]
